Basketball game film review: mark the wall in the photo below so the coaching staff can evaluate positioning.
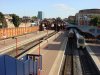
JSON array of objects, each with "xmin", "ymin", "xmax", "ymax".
[{"xmin": 0, "ymin": 26, "xmax": 39, "ymax": 39}]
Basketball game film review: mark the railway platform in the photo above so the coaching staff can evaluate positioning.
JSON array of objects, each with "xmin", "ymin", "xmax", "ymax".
[
  {"xmin": 0, "ymin": 31, "xmax": 68, "ymax": 75},
  {"xmin": 24, "ymin": 31, "xmax": 68, "ymax": 75},
  {"xmin": 0, "ymin": 30, "xmax": 54, "ymax": 55},
  {"xmin": 86, "ymin": 41, "xmax": 100, "ymax": 73}
]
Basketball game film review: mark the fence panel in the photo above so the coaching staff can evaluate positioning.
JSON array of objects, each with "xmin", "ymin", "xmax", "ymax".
[{"xmin": 0, "ymin": 26, "xmax": 39, "ymax": 39}]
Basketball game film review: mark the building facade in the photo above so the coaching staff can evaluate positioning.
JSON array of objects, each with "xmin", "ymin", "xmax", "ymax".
[
  {"xmin": 4, "ymin": 14, "xmax": 12, "ymax": 22},
  {"xmin": 68, "ymin": 16, "xmax": 75, "ymax": 24},
  {"xmin": 76, "ymin": 9, "xmax": 100, "ymax": 25},
  {"xmin": 37, "ymin": 11, "xmax": 43, "ymax": 20}
]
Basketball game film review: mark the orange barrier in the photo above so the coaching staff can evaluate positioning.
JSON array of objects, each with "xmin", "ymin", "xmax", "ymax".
[{"xmin": 0, "ymin": 26, "xmax": 39, "ymax": 39}]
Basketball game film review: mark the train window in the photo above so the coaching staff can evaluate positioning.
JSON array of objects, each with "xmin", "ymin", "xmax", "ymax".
[
  {"xmin": 97, "ymin": 29, "xmax": 100, "ymax": 33},
  {"xmin": 89, "ymin": 29, "xmax": 95, "ymax": 33},
  {"xmin": 78, "ymin": 39, "xmax": 84, "ymax": 44}
]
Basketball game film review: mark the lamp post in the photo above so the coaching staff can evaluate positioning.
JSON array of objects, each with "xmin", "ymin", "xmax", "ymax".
[
  {"xmin": 55, "ymin": 23, "xmax": 57, "ymax": 38},
  {"xmin": 3, "ymin": 35, "xmax": 6, "ymax": 45},
  {"xmin": 56, "ymin": 23, "xmax": 57, "ymax": 32},
  {"xmin": 38, "ymin": 39, "xmax": 41, "ymax": 75},
  {"xmin": 12, "ymin": 37, "xmax": 18, "ymax": 56},
  {"xmin": 58, "ymin": 24, "xmax": 60, "ymax": 31},
  {"xmin": 24, "ymin": 19, "xmax": 27, "ymax": 38},
  {"xmin": 2, "ymin": 24, "xmax": 7, "ymax": 45},
  {"xmin": 46, "ymin": 23, "xmax": 49, "ymax": 45},
  {"xmin": 51, "ymin": 23, "xmax": 54, "ymax": 30}
]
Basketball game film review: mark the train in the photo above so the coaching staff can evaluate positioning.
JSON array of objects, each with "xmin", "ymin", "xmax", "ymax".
[
  {"xmin": 75, "ymin": 31, "xmax": 86, "ymax": 49},
  {"xmin": 68, "ymin": 29, "xmax": 86, "ymax": 49},
  {"xmin": 68, "ymin": 29, "xmax": 75, "ymax": 38}
]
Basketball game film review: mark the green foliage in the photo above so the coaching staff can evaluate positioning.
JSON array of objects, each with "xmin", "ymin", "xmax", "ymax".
[
  {"xmin": 56, "ymin": 17, "xmax": 63, "ymax": 23},
  {"xmin": 67, "ymin": 19, "xmax": 75, "ymax": 25},
  {"xmin": 56, "ymin": 17, "xmax": 62, "ymax": 21},
  {"xmin": 11, "ymin": 14, "xmax": 21, "ymax": 27},
  {"xmin": 32, "ymin": 16, "xmax": 37, "ymax": 19},
  {"xmin": 0, "ymin": 12, "xmax": 7, "ymax": 28},
  {"xmin": 90, "ymin": 17, "xmax": 100, "ymax": 26},
  {"xmin": 0, "ymin": 12, "xmax": 4, "ymax": 21}
]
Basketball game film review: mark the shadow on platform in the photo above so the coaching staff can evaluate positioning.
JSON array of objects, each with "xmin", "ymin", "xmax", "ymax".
[
  {"xmin": 53, "ymin": 33, "xmax": 64, "ymax": 42},
  {"xmin": 43, "ymin": 43, "xmax": 63, "ymax": 51}
]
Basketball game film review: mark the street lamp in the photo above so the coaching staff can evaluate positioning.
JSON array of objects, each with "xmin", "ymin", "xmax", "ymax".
[
  {"xmin": 58, "ymin": 24, "xmax": 61, "ymax": 31},
  {"xmin": 12, "ymin": 37, "xmax": 18, "ymax": 56},
  {"xmin": 24, "ymin": 19, "xmax": 27, "ymax": 38},
  {"xmin": 2, "ymin": 23, "xmax": 6, "ymax": 45},
  {"xmin": 3, "ymin": 35, "xmax": 7, "ymax": 45},
  {"xmin": 38, "ymin": 39, "xmax": 41, "ymax": 75},
  {"xmin": 46, "ymin": 23, "xmax": 49, "ymax": 45}
]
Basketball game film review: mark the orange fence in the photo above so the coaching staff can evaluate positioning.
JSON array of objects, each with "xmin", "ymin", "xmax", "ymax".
[{"xmin": 0, "ymin": 26, "xmax": 39, "ymax": 39}]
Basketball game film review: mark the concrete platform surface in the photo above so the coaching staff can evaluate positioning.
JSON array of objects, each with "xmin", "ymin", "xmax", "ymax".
[
  {"xmin": 0, "ymin": 30, "xmax": 54, "ymax": 54},
  {"xmin": 27, "ymin": 31, "xmax": 67, "ymax": 75},
  {"xmin": 86, "ymin": 42, "xmax": 100, "ymax": 72}
]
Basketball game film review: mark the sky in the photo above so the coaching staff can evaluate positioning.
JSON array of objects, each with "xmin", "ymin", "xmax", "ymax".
[{"xmin": 0, "ymin": 0, "xmax": 100, "ymax": 18}]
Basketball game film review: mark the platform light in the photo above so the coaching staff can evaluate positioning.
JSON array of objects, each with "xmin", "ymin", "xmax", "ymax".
[
  {"xmin": 42, "ymin": 24, "xmax": 45, "ymax": 27},
  {"xmin": 58, "ymin": 24, "xmax": 61, "ymax": 26},
  {"xmin": 51, "ymin": 24, "xmax": 54, "ymax": 27}
]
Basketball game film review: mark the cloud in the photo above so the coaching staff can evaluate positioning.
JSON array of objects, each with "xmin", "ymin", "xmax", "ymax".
[
  {"xmin": 53, "ymin": 3, "xmax": 74, "ymax": 11},
  {"xmin": 52, "ymin": 3, "xmax": 78, "ymax": 17}
]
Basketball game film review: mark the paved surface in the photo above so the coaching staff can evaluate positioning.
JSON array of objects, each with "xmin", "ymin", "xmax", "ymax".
[
  {"xmin": 0, "ymin": 30, "xmax": 67, "ymax": 75},
  {"xmin": 86, "ymin": 41, "xmax": 100, "ymax": 60},
  {"xmin": 86, "ymin": 41, "xmax": 100, "ymax": 71},
  {"xmin": 28, "ymin": 31, "xmax": 67, "ymax": 75},
  {"xmin": 0, "ymin": 30, "xmax": 54, "ymax": 54},
  {"xmin": 89, "ymin": 45, "xmax": 100, "ymax": 60}
]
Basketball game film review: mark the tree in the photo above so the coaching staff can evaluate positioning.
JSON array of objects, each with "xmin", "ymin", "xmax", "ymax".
[
  {"xmin": 90, "ymin": 17, "xmax": 98, "ymax": 26},
  {"xmin": 0, "ymin": 12, "xmax": 7, "ymax": 28},
  {"xmin": 31, "ymin": 16, "xmax": 37, "ymax": 22},
  {"xmin": 0, "ymin": 12, "xmax": 4, "ymax": 22},
  {"xmin": 11, "ymin": 14, "xmax": 21, "ymax": 27},
  {"xmin": 56, "ymin": 17, "xmax": 62, "ymax": 21},
  {"xmin": 32, "ymin": 16, "xmax": 37, "ymax": 19}
]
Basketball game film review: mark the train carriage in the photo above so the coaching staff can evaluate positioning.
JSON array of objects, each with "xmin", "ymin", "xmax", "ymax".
[{"xmin": 76, "ymin": 33, "xmax": 85, "ymax": 49}]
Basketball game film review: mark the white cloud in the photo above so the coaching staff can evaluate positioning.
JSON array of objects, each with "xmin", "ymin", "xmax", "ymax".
[
  {"xmin": 52, "ymin": 3, "xmax": 78, "ymax": 17},
  {"xmin": 53, "ymin": 3, "xmax": 74, "ymax": 11}
]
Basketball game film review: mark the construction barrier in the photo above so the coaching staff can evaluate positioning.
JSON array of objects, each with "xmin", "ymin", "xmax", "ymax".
[
  {"xmin": 0, "ymin": 54, "xmax": 42, "ymax": 75},
  {"xmin": 0, "ymin": 26, "xmax": 39, "ymax": 39}
]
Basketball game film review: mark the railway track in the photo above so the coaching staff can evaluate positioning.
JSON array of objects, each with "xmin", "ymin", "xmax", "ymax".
[
  {"xmin": 61, "ymin": 30, "xmax": 100, "ymax": 75},
  {"xmin": 62, "ymin": 36, "xmax": 75, "ymax": 75},
  {"xmin": 6, "ymin": 31, "xmax": 57, "ymax": 58},
  {"xmin": 62, "ymin": 55, "xmax": 73, "ymax": 75},
  {"xmin": 78, "ymin": 48, "xmax": 100, "ymax": 75}
]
